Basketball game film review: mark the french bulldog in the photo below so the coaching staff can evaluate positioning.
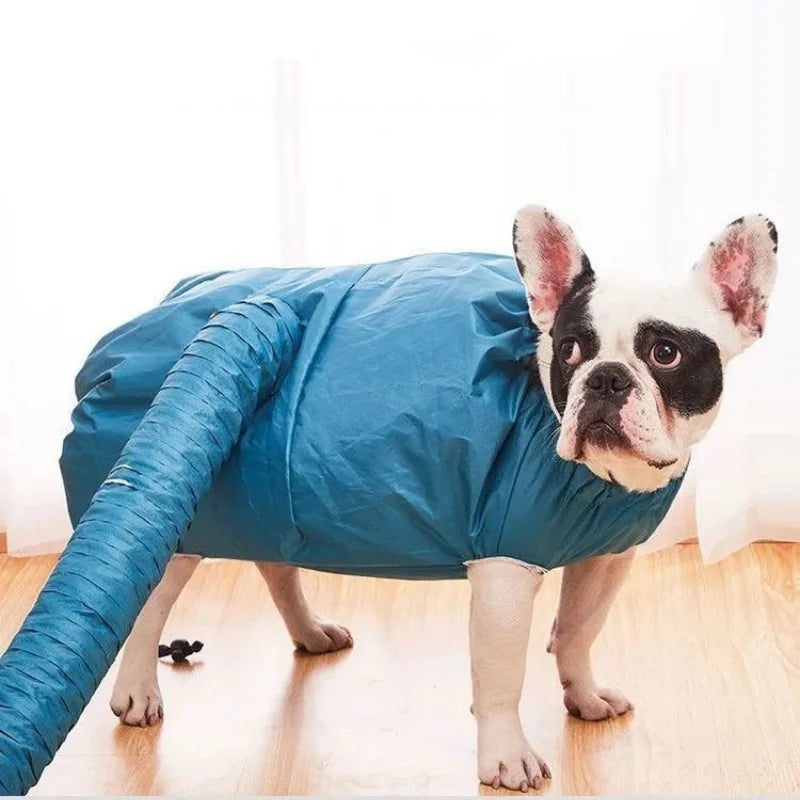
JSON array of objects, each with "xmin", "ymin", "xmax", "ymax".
[{"xmin": 110, "ymin": 206, "xmax": 778, "ymax": 792}]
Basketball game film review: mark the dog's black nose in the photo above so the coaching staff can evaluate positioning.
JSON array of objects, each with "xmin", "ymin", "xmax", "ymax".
[{"xmin": 585, "ymin": 363, "xmax": 633, "ymax": 398}]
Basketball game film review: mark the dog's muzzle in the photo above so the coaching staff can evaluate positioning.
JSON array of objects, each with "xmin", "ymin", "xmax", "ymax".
[{"xmin": 576, "ymin": 363, "xmax": 635, "ymax": 450}]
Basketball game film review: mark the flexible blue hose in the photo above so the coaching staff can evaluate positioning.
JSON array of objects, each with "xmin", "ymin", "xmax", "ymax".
[{"xmin": 0, "ymin": 296, "xmax": 299, "ymax": 795}]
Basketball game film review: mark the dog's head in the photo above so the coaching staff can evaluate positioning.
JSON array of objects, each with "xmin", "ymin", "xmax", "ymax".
[{"xmin": 513, "ymin": 205, "xmax": 778, "ymax": 492}]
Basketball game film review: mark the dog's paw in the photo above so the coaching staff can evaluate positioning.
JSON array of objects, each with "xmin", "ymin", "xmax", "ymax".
[
  {"xmin": 292, "ymin": 619, "xmax": 353, "ymax": 654},
  {"xmin": 563, "ymin": 685, "xmax": 633, "ymax": 720},
  {"xmin": 477, "ymin": 713, "xmax": 551, "ymax": 792},
  {"xmin": 110, "ymin": 674, "xmax": 164, "ymax": 727}
]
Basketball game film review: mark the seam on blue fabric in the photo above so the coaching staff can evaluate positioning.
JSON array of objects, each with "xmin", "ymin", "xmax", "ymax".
[
  {"xmin": 469, "ymin": 418, "xmax": 518, "ymax": 559},
  {"xmin": 281, "ymin": 265, "xmax": 374, "ymax": 541},
  {"xmin": 494, "ymin": 416, "xmax": 540, "ymax": 554}
]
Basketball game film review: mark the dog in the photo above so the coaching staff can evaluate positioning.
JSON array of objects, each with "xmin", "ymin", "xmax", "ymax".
[{"xmin": 109, "ymin": 206, "xmax": 778, "ymax": 792}]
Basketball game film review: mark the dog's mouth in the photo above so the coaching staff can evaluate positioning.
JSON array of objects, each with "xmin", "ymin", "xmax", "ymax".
[
  {"xmin": 578, "ymin": 418, "xmax": 625, "ymax": 451},
  {"xmin": 645, "ymin": 457, "xmax": 678, "ymax": 469},
  {"xmin": 576, "ymin": 419, "xmax": 678, "ymax": 471}
]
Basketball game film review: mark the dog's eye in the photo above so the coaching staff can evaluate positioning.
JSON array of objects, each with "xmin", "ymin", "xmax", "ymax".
[
  {"xmin": 559, "ymin": 338, "xmax": 582, "ymax": 367},
  {"xmin": 649, "ymin": 340, "xmax": 682, "ymax": 369}
]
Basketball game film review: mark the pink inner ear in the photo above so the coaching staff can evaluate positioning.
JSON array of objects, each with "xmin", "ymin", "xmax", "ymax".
[
  {"xmin": 710, "ymin": 227, "xmax": 760, "ymax": 329},
  {"xmin": 536, "ymin": 220, "xmax": 573, "ymax": 312},
  {"xmin": 532, "ymin": 285, "xmax": 560, "ymax": 314}
]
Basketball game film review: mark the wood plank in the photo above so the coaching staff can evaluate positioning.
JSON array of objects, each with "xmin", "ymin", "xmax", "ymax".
[{"xmin": 0, "ymin": 544, "xmax": 793, "ymax": 795}]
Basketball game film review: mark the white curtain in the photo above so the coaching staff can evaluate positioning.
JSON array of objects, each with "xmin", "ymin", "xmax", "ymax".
[{"xmin": 1, "ymin": 1, "xmax": 798, "ymax": 557}]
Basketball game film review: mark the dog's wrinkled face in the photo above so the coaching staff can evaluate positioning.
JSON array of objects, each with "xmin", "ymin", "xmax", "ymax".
[{"xmin": 513, "ymin": 206, "xmax": 778, "ymax": 492}]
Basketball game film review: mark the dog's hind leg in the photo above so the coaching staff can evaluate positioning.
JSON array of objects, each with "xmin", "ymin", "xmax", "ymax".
[
  {"xmin": 256, "ymin": 562, "xmax": 353, "ymax": 654},
  {"xmin": 110, "ymin": 553, "xmax": 201, "ymax": 726},
  {"xmin": 548, "ymin": 548, "xmax": 635, "ymax": 720}
]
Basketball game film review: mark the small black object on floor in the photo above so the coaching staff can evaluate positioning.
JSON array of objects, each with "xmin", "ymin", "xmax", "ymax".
[{"xmin": 158, "ymin": 638, "xmax": 204, "ymax": 662}]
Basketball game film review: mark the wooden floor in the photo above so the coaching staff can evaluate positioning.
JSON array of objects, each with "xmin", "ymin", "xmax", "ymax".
[{"xmin": 0, "ymin": 543, "xmax": 797, "ymax": 796}]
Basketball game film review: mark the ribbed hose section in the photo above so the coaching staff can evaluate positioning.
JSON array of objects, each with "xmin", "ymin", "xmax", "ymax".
[{"xmin": 0, "ymin": 296, "xmax": 299, "ymax": 795}]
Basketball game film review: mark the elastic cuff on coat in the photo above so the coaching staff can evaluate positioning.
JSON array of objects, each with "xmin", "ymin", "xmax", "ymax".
[{"xmin": 463, "ymin": 556, "xmax": 548, "ymax": 575}]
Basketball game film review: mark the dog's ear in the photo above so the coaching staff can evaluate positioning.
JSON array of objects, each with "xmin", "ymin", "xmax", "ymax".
[
  {"xmin": 512, "ymin": 205, "xmax": 593, "ymax": 332},
  {"xmin": 692, "ymin": 214, "xmax": 778, "ymax": 352}
]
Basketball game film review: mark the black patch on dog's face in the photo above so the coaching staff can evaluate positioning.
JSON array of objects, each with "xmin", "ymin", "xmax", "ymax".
[
  {"xmin": 548, "ymin": 268, "xmax": 598, "ymax": 415},
  {"xmin": 633, "ymin": 320, "xmax": 723, "ymax": 416}
]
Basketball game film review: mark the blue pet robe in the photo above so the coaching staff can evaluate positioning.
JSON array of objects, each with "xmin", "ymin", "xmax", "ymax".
[
  {"xmin": 61, "ymin": 253, "xmax": 683, "ymax": 577},
  {"xmin": 0, "ymin": 252, "xmax": 683, "ymax": 794}
]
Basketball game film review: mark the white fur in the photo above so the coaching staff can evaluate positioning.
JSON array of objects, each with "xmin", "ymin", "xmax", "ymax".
[
  {"xmin": 550, "ymin": 277, "xmax": 726, "ymax": 491},
  {"xmin": 548, "ymin": 550, "xmax": 636, "ymax": 719},
  {"xmin": 520, "ymin": 206, "xmax": 779, "ymax": 493},
  {"xmin": 468, "ymin": 558, "xmax": 549, "ymax": 791}
]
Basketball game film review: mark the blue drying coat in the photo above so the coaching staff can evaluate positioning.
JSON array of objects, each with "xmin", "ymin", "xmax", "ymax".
[
  {"xmin": 0, "ymin": 254, "xmax": 686, "ymax": 794},
  {"xmin": 61, "ymin": 253, "xmax": 682, "ymax": 578}
]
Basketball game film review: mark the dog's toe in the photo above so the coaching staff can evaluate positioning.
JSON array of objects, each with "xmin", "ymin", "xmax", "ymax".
[
  {"xmin": 480, "ymin": 750, "xmax": 548, "ymax": 793},
  {"xmin": 110, "ymin": 677, "xmax": 163, "ymax": 727},
  {"xmin": 293, "ymin": 620, "xmax": 353, "ymax": 654},
  {"xmin": 564, "ymin": 686, "xmax": 633, "ymax": 720},
  {"xmin": 597, "ymin": 687, "xmax": 633, "ymax": 715},
  {"xmin": 477, "ymin": 715, "xmax": 550, "ymax": 792}
]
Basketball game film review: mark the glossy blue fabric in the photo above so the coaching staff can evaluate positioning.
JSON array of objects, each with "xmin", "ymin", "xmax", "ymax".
[
  {"xmin": 0, "ymin": 253, "xmax": 683, "ymax": 794},
  {"xmin": 62, "ymin": 254, "xmax": 683, "ymax": 578}
]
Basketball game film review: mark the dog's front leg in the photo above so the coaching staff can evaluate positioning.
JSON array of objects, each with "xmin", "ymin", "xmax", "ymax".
[
  {"xmin": 468, "ymin": 558, "xmax": 550, "ymax": 792},
  {"xmin": 548, "ymin": 548, "xmax": 635, "ymax": 720}
]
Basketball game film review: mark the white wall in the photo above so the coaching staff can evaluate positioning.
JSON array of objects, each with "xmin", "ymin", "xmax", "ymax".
[{"xmin": 1, "ymin": 0, "xmax": 797, "ymax": 555}]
